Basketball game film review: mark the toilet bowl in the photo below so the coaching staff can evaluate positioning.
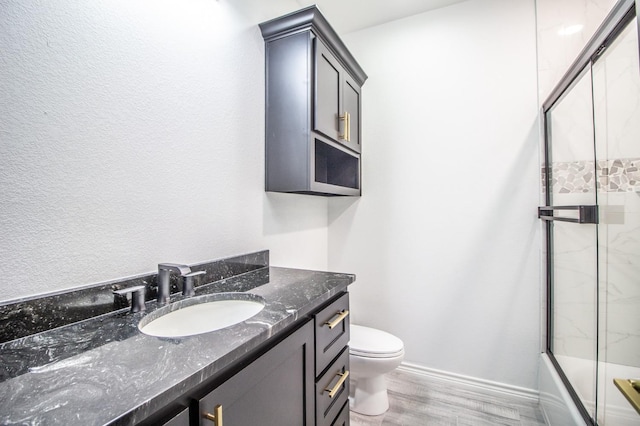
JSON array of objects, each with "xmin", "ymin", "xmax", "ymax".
[{"xmin": 349, "ymin": 324, "xmax": 404, "ymax": 416}]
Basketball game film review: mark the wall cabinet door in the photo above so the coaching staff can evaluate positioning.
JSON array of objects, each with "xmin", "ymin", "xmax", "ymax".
[
  {"xmin": 342, "ymin": 74, "xmax": 361, "ymax": 153},
  {"xmin": 314, "ymin": 39, "xmax": 362, "ymax": 154},
  {"xmin": 314, "ymin": 38, "xmax": 342, "ymax": 143},
  {"xmin": 197, "ymin": 320, "xmax": 314, "ymax": 426}
]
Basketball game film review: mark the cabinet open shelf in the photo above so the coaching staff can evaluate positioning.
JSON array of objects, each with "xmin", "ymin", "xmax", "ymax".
[{"xmin": 314, "ymin": 139, "xmax": 359, "ymax": 190}]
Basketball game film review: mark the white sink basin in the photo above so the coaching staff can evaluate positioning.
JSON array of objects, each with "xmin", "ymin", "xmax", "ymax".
[{"xmin": 139, "ymin": 294, "xmax": 265, "ymax": 338}]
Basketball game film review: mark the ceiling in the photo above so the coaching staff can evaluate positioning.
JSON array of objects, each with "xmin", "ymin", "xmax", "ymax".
[
  {"xmin": 228, "ymin": 0, "xmax": 467, "ymax": 35},
  {"xmin": 295, "ymin": 0, "xmax": 467, "ymax": 34}
]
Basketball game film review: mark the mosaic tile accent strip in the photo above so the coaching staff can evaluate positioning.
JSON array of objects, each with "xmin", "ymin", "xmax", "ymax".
[
  {"xmin": 551, "ymin": 160, "xmax": 596, "ymax": 193},
  {"xmin": 597, "ymin": 158, "xmax": 640, "ymax": 192},
  {"xmin": 542, "ymin": 157, "xmax": 640, "ymax": 193}
]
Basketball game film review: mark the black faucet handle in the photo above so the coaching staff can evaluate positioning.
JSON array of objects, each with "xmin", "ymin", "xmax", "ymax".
[{"xmin": 113, "ymin": 285, "xmax": 147, "ymax": 313}]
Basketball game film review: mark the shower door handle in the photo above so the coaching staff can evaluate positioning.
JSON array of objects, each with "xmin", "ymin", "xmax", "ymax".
[
  {"xmin": 613, "ymin": 378, "xmax": 640, "ymax": 415},
  {"xmin": 538, "ymin": 205, "xmax": 598, "ymax": 224}
]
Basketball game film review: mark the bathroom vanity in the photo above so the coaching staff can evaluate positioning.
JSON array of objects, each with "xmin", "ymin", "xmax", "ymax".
[
  {"xmin": 0, "ymin": 251, "xmax": 353, "ymax": 425},
  {"xmin": 186, "ymin": 292, "xmax": 350, "ymax": 426}
]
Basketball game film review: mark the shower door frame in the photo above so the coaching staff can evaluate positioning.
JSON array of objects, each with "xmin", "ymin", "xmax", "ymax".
[{"xmin": 540, "ymin": 0, "xmax": 639, "ymax": 424}]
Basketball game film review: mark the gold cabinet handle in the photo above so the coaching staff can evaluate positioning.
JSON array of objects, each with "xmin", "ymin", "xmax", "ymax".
[
  {"xmin": 203, "ymin": 404, "xmax": 223, "ymax": 426},
  {"xmin": 324, "ymin": 370, "xmax": 349, "ymax": 398},
  {"xmin": 339, "ymin": 112, "xmax": 351, "ymax": 142},
  {"xmin": 613, "ymin": 379, "xmax": 640, "ymax": 415},
  {"xmin": 324, "ymin": 309, "xmax": 349, "ymax": 329}
]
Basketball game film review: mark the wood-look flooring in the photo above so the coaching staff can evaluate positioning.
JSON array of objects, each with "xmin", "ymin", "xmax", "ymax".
[{"xmin": 350, "ymin": 370, "xmax": 547, "ymax": 426}]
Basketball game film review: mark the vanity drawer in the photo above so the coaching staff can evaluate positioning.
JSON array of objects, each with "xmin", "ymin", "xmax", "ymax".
[
  {"xmin": 315, "ymin": 292, "xmax": 350, "ymax": 376},
  {"xmin": 331, "ymin": 400, "xmax": 350, "ymax": 426},
  {"xmin": 316, "ymin": 346, "xmax": 350, "ymax": 426}
]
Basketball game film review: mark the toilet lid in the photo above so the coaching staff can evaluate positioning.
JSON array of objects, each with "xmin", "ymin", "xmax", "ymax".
[{"xmin": 349, "ymin": 324, "xmax": 404, "ymax": 358}]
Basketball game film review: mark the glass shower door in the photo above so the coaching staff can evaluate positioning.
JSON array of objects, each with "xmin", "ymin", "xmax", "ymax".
[
  {"xmin": 541, "ymin": 3, "xmax": 640, "ymax": 424},
  {"xmin": 544, "ymin": 65, "xmax": 599, "ymax": 421},
  {"xmin": 592, "ymin": 16, "xmax": 640, "ymax": 426}
]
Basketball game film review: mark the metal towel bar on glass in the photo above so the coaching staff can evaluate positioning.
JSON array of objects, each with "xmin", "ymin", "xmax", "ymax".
[{"xmin": 538, "ymin": 205, "xmax": 598, "ymax": 224}]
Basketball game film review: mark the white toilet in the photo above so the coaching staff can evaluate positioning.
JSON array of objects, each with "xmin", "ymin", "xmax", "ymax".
[{"xmin": 349, "ymin": 324, "xmax": 405, "ymax": 416}]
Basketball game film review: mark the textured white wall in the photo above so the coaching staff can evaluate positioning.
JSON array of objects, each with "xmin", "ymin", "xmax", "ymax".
[
  {"xmin": 328, "ymin": 0, "xmax": 541, "ymax": 389},
  {"xmin": 1, "ymin": 0, "xmax": 547, "ymax": 391},
  {"xmin": 0, "ymin": 0, "xmax": 329, "ymax": 302}
]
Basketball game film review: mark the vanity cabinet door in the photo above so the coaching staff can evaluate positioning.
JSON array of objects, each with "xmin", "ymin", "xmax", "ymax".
[
  {"xmin": 197, "ymin": 320, "xmax": 314, "ymax": 426},
  {"xmin": 162, "ymin": 407, "xmax": 190, "ymax": 426}
]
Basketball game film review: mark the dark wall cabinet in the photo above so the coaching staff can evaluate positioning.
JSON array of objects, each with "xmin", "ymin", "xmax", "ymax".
[
  {"xmin": 260, "ymin": 6, "xmax": 367, "ymax": 196},
  {"xmin": 148, "ymin": 292, "xmax": 350, "ymax": 426}
]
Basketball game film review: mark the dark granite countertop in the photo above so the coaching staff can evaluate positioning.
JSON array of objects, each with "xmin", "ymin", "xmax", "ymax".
[{"xmin": 0, "ymin": 264, "xmax": 354, "ymax": 425}]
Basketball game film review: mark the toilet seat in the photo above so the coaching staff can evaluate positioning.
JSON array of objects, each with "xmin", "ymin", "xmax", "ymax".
[{"xmin": 350, "ymin": 324, "xmax": 404, "ymax": 358}]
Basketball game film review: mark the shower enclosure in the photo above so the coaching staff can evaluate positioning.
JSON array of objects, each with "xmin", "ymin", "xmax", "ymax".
[{"xmin": 540, "ymin": 0, "xmax": 640, "ymax": 424}]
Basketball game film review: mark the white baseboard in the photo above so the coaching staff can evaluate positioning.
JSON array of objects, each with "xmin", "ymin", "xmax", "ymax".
[{"xmin": 397, "ymin": 361, "xmax": 540, "ymax": 403}]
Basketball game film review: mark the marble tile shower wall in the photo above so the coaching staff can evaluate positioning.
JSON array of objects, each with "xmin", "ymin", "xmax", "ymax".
[
  {"xmin": 548, "ymin": 191, "xmax": 640, "ymax": 366},
  {"xmin": 598, "ymin": 192, "xmax": 640, "ymax": 367},
  {"xmin": 544, "ymin": 160, "xmax": 640, "ymax": 364},
  {"xmin": 594, "ymin": 18, "xmax": 640, "ymax": 368},
  {"xmin": 544, "ymin": 13, "xmax": 640, "ymax": 369},
  {"xmin": 536, "ymin": 0, "xmax": 618, "ymax": 104},
  {"xmin": 549, "ymin": 196, "xmax": 598, "ymax": 362}
]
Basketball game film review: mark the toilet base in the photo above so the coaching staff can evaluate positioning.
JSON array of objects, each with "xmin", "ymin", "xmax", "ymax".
[{"xmin": 349, "ymin": 375, "xmax": 389, "ymax": 416}]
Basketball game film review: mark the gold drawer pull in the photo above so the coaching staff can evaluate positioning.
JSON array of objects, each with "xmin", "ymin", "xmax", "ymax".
[
  {"xmin": 324, "ymin": 309, "xmax": 349, "ymax": 329},
  {"xmin": 613, "ymin": 378, "xmax": 640, "ymax": 415},
  {"xmin": 203, "ymin": 404, "xmax": 223, "ymax": 425},
  {"xmin": 325, "ymin": 370, "xmax": 349, "ymax": 398}
]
